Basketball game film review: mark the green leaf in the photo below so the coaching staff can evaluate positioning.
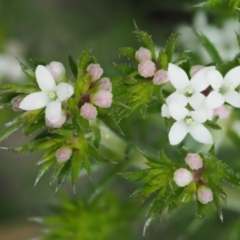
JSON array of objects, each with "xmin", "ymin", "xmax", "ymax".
[
  {"xmin": 0, "ymin": 84, "xmax": 39, "ymax": 94},
  {"xmin": 165, "ymin": 33, "xmax": 179, "ymax": 63},
  {"xmin": 71, "ymin": 150, "xmax": 82, "ymax": 186},
  {"xmin": 159, "ymin": 150, "xmax": 173, "ymax": 166},
  {"xmin": 205, "ymin": 122, "xmax": 222, "ymax": 131},
  {"xmin": 82, "ymin": 150, "xmax": 91, "ymax": 176},
  {"xmin": 71, "ymin": 106, "xmax": 82, "ymax": 136},
  {"xmin": 197, "ymin": 200, "xmax": 208, "ymax": 218},
  {"xmin": 56, "ymin": 160, "xmax": 72, "ymax": 191},
  {"xmin": 158, "ymin": 50, "xmax": 168, "ymax": 70},
  {"xmin": 177, "ymin": 147, "xmax": 189, "ymax": 158},
  {"xmin": 118, "ymin": 47, "xmax": 136, "ymax": 61},
  {"xmin": 24, "ymin": 119, "xmax": 46, "ymax": 136},
  {"xmin": 78, "ymin": 49, "xmax": 93, "ymax": 73},
  {"xmin": 17, "ymin": 58, "xmax": 36, "ymax": 82},
  {"xmin": 195, "ymin": 32, "xmax": 223, "ymax": 65},
  {"xmin": 35, "ymin": 158, "xmax": 55, "ymax": 186},
  {"xmin": 98, "ymin": 114, "xmax": 123, "ymax": 135},
  {"xmin": 0, "ymin": 122, "xmax": 22, "ymax": 144},
  {"xmin": 114, "ymin": 63, "xmax": 136, "ymax": 74},
  {"xmin": 120, "ymin": 170, "xmax": 148, "ymax": 182},
  {"xmin": 93, "ymin": 125, "xmax": 101, "ymax": 148},
  {"xmin": 69, "ymin": 54, "xmax": 78, "ymax": 78},
  {"xmin": 30, "ymin": 58, "xmax": 47, "ymax": 67},
  {"xmin": 88, "ymin": 143, "xmax": 113, "ymax": 164},
  {"xmin": 137, "ymin": 148, "xmax": 159, "ymax": 163}
]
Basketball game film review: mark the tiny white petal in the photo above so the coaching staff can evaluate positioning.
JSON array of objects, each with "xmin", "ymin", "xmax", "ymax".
[
  {"xmin": 169, "ymin": 121, "xmax": 188, "ymax": 145},
  {"xmin": 168, "ymin": 63, "xmax": 189, "ymax": 91},
  {"xmin": 190, "ymin": 108, "xmax": 208, "ymax": 123},
  {"xmin": 188, "ymin": 92, "xmax": 206, "ymax": 110},
  {"xmin": 161, "ymin": 104, "xmax": 170, "ymax": 118},
  {"xmin": 189, "ymin": 123, "xmax": 213, "ymax": 144},
  {"xmin": 224, "ymin": 91, "xmax": 240, "ymax": 108},
  {"xmin": 45, "ymin": 100, "xmax": 62, "ymax": 123},
  {"xmin": 19, "ymin": 92, "xmax": 49, "ymax": 110},
  {"xmin": 206, "ymin": 69, "xmax": 223, "ymax": 90},
  {"xmin": 169, "ymin": 102, "xmax": 189, "ymax": 121},
  {"xmin": 56, "ymin": 83, "xmax": 74, "ymax": 101},
  {"xmin": 35, "ymin": 65, "xmax": 56, "ymax": 91},
  {"xmin": 166, "ymin": 92, "xmax": 188, "ymax": 107},
  {"xmin": 224, "ymin": 66, "xmax": 240, "ymax": 88},
  {"xmin": 206, "ymin": 91, "xmax": 225, "ymax": 109}
]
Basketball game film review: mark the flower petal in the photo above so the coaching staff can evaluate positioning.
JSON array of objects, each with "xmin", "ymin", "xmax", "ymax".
[
  {"xmin": 56, "ymin": 83, "xmax": 74, "ymax": 101},
  {"xmin": 168, "ymin": 63, "xmax": 189, "ymax": 91},
  {"xmin": 36, "ymin": 65, "xmax": 56, "ymax": 91},
  {"xmin": 190, "ymin": 66, "xmax": 214, "ymax": 92},
  {"xmin": 45, "ymin": 100, "xmax": 62, "ymax": 123},
  {"xmin": 169, "ymin": 121, "xmax": 188, "ymax": 145},
  {"xmin": 224, "ymin": 66, "xmax": 240, "ymax": 88},
  {"xmin": 224, "ymin": 90, "xmax": 240, "ymax": 108},
  {"xmin": 169, "ymin": 102, "xmax": 189, "ymax": 121},
  {"xmin": 190, "ymin": 108, "xmax": 208, "ymax": 123},
  {"xmin": 161, "ymin": 104, "xmax": 170, "ymax": 118},
  {"xmin": 189, "ymin": 123, "xmax": 213, "ymax": 144},
  {"xmin": 166, "ymin": 92, "xmax": 188, "ymax": 107},
  {"xmin": 206, "ymin": 91, "xmax": 225, "ymax": 109},
  {"xmin": 189, "ymin": 92, "xmax": 206, "ymax": 110},
  {"xmin": 206, "ymin": 69, "xmax": 223, "ymax": 90},
  {"xmin": 19, "ymin": 92, "xmax": 48, "ymax": 110}
]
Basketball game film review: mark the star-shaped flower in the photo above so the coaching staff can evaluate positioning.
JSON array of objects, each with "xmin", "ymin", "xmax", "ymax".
[{"xmin": 19, "ymin": 65, "xmax": 74, "ymax": 123}]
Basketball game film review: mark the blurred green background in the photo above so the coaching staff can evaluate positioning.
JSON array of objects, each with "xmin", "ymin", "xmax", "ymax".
[{"xmin": 1, "ymin": 0, "xmax": 240, "ymax": 239}]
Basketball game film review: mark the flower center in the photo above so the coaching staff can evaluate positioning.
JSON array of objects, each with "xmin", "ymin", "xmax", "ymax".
[
  {"xmin": 186, "ymin": 117, "xmax": 193, "ymax": 125},
  {"xmin": 48, "ymin": 91, "xmax": 56, "ymax": 99},
  {"xmin": 228, "ymin": 83, "xmax": 235, "ymax": 92},
  {"xmin": 186, "ymin": 87, "xmax": 193, "ymax": 94}
]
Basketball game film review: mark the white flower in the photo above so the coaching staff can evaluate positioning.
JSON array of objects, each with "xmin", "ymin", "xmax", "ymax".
[
  {"xmin": 167, "ymin": 102, "xmax": 213, "ymax": 145},
  {"xmin": 167, "ymin": 63, "xmax": 217, "ymax": 110},
  {"xmin": 19, "ymin": 65, "xmax": 74, "ymax": 123},
  {"xmin": 207, "ymin": 66, "xmax": 240, "ymax": 108}
]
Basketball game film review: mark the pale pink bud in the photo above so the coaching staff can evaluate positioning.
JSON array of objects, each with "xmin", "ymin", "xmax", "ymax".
[
  {"xmin": 80, "ymin": 103, "xmax": 98, "ymax": 120},
  {"xmin": 185, "ymin": 153, "xmax": 203, "ymax": 170},
  {"xmin": 213, "ymin": 105, "xmax": 230, "ymax": 119},
  {"xmin": 87, "ymin": 63, "xmax": 103, "ymax": 81},
  {"xmin": 138, "ymin": 60, "xmax": 156, "ymax": 78},
  {"xmin": 45, "ymin": 113, "xmax": 66, "ymax": 128},
  {"xmin": 173, "ymin": 168, "xmax": 193, "ymax": 187},
  {"xmin": 190, "ymin": 65, "xmax": 204, "ymax": 78},
  {"xmin": 46, "ymin": 61, "xmax": 66, "ymax": 83},
  {"xmin": 197, "ymin": 186, "xmax": 213, "ymax": 204},
  {"xmin": 97, "ymin": 77, "xmax": 112, "ymax": 92},
  {"xmin": 55, "ymin": 146, "xmax": 72, "ymax": 163},
  {"xmin": 91, "ymin": 90, "xmax": 113, "ymax": 108},
  {"xmin": 153, "ymin": 70, "xmax": 169, "ymax": 85},
  {"xmin": 11, "ymin": 96, "xmax": 23, "ymax": 111},
  {"xmin": 135, "ymin": 47, "xmax": 152, "ymax": 62}
]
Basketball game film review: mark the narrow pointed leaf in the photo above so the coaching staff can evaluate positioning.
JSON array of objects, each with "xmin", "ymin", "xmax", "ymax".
[
  {"xmin": 71, "ymin": 150, "xmax": 82, "ymax": 186},
  {"xmin": 165, "ymin": 33, "xmax": 179, "ymax": 63},
  {"xmin": 69, "ymin": 54, "xmax": 78, "ymax": 78},
  {"xmin": 0, "ymin": 122, "xmax": 22, "ymax": 143}
]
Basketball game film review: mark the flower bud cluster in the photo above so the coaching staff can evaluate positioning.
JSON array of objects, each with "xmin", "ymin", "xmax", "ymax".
[
  {"xmin": 161, "ymin": 63, "xmax": 236, "ymax": 146},
  {"xmin": 135, "ymin": 47, "xmax": 169, "ymax": 85},
  {"xmin": 80, "ymin": 64, "xmax": 113, "ymax": 120},
  {"xmin": 173, "ymin": 153, "xmax": 213, "ymax": 204}
]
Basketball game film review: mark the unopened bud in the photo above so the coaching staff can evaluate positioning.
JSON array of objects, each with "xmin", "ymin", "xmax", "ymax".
[
  {"xmin": 185, "ymin": 153, "xmax": 203, "ymax": 170},
  {"xmin": 135, "ymin": 47, "xmax": 152, "ymax": 62},
  {"xmin": 153, "ymin": 70, "xmax": 169, "ymax": 85},
  {"xmin": 97, "ymin": 77, "xmax": 112, "ymax": 92},
  {"xmin": 46, "ymin": 61, "xmax": 66, "ymax": 83},
  {"xmin": 138, "ymin": 60, "xmax": 156, "ymax": 78},
  {"xmin": 45, "ymin": 113, "xmax": 66, "ymax": 128},
  {"xmin": 190, "ymin": 65, "xmax": 204, "ymax": 78},
  {"xmin": 91, "ymin": 90, "xmax": 113, "ymax": 108},
  {"xmin": 87, "ymin": 63, "xmax": 103, "ymax": 81},
  {"xmin": 173, "ymin": 168, "xmax": 193, "ymax": 187},
  {"xmin": 55, "ymin": 146, "xmax": 72, "ymax": 163},
  {"xmin": 197, "ymin": 186, "xmax": 213, "ymax": 204},
  {"xmin": 80, "ymin": 103, "xmax": 98, "ymax": 120},
  {"xmin": 11, "ymin": 96, "xmax": 23, "ymax": 111},
  {"xmin": 213, "ymin": 105, "xmax": 230, "ymax": 119}
]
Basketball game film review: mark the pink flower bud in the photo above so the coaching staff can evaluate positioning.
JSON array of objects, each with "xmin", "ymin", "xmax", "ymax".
[
  {"xmin": 153, "ymin": 70, "xmax": 169, "ymax": 85},
  {"xmin": 87, "ymin": 63, "xmax": 103, "ymax": 81},
  {"xmin": 11, "ymin": 96, "xmax": 23, "ymax": 111},
  {"xmin": 190, "ymin": 65, "xmax": 204, "ymax": 78},
  {"xmin": 55, "ymin": 146, "xmax": 72, "ymax": 163},
  {"xmin": 197, "ymin": 186, "xmax": 213, "ymax": 204},
  {"xmin": 45, "ymin": 113, "xmax": 66, "ymax": 128},
  {"xmin": 91, "ymin": 90, "xmax": 113, "ymax": 108},
  {"xmin": 46, "ymin": 61, "xmax": 66, "ymax": 83},
  {"xmin": 97, "ymin": 77, "xmax": 112, "ymax": 92},
  {"xmin": 135, "ymin": 47, "xmax": 152, "ymax": 62},
  {"xmin": 80, "ymin": 103, "xmax": 98, "ymax": 120},
  {"xmin": 213, "ymin": 105, "xmax": 230, "ymax": 119},
  {"xmin": 138, "ymin": 60, "xmax": 156, "ymax": 78},
  {"xmin": 185, "ymin": 153, "xmax": 203, "ymax": 170},
  {"xmin": 173, "ymin": 168, "xmax": 193, "ymax": 187}
]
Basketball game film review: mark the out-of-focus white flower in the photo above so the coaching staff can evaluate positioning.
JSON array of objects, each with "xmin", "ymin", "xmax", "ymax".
[
  {"xmin": 185, "ymin": 153, "xmax": 203, "ymax": 170},
  {"xmin": 87, "ymin": 63, "xmax": 103, "ymax": 81},
  {"xmin": 19, "ymin": 65, "xmax": 74, "ymax": 123},
  {"xmin": 197, "ymin": 186, "xmax": 213, "ymax": 204},
  {"xmin": 135, "ymin": 47, "xmax": 152, "ymax": 62},
  {"xmin": 173, "ymin": 168, "xmax": 193, "ymax": 187},
  {"xmin": 46, "ymin": 61, "xmax": 66, "ymax": 83}
]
